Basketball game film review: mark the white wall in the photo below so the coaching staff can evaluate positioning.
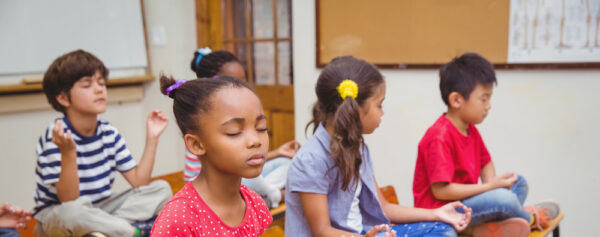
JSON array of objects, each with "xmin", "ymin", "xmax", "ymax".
[
  {"xmin": 0, "ymin": 0, "xmax": 196, "ymax": 210},
  {"xmin": 293, "ymin": 0, "xmax": 600, "ymax": 236}
]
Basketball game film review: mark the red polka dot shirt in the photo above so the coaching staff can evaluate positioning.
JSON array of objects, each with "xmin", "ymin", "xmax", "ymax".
[{"xmin": 150, "ymin": 182, "xmax": 273, "ymax": 237}]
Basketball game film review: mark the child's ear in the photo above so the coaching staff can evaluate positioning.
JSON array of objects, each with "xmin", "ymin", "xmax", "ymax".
[
  {"xmin": 448, "ymin": 92, "xmax": 463, "ymax": 109},
  {"xmin": 184, "ymin": 134, "xmax": 206, "ymax": 157},
  {"xmin": 56, "ymin": 92, "xmax": 71, "ymax": 108}
]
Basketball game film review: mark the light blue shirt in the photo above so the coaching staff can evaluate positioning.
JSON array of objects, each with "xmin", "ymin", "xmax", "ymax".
[{"xmin": 285, "ymin": 124, "xmax": 389, "ymax": 236}]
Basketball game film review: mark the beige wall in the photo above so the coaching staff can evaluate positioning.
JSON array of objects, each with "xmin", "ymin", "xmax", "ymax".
[
  {"xmin": 2, "ymin": 1, "xmax": 598, "ymax": 236},
  {"xmin": 0, "ymin": 0, "xmax": 196, "ymax": 210},
  {"xmin": 293, "ymin": 1, "xmax": 599, "ymax": 236}
]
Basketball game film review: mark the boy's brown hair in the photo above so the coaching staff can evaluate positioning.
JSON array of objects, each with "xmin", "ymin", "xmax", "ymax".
[{"xmin": 43, "ymin": 49, "xmax": 109, "ymax": 114}]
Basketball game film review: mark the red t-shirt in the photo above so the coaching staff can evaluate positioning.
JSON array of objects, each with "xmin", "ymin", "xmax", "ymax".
[
  {"xmin": 413, "ymin": 114, "xmax": 491, "ymax": 209},
  {"xmin": 150, "ymin": 182, "xmax": 273, "ymax": 237}
]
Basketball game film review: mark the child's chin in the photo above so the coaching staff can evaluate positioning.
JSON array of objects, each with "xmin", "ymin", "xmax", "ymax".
[{"xmin": 242, "ymin": 170, "xmax": 262, "ymax": 179}]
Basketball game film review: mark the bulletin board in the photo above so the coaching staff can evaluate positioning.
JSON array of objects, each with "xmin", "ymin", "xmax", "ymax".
[{"xmin": 316, "ymin": 0, "xmax": 600, "ymax": 69}]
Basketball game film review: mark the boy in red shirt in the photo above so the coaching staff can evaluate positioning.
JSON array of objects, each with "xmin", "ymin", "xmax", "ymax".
[{"xmin": 412, "ymin": 53, "xmax": 558, "ymax": 236}]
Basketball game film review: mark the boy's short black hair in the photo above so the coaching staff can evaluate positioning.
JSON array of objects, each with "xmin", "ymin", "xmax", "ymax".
[
  {"xmin": 43, "ymin": 49, "xmax": 108, "ymax": 114},
  {"xmin": 439, "ymin": 52, "xmax": 497, "ymax": 106}
]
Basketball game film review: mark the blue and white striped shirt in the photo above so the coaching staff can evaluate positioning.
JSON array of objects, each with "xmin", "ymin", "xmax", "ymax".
[{"xmin": 33, "ymin": 118, "xmax": 137, "ymax": 214}]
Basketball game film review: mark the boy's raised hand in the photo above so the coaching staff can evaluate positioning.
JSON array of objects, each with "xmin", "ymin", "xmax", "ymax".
[
  {"xmin": 146, "ymin": 110, "xmax": 168, "ymax": 138},
  {"xmin": 51, "ymin": 120, "xmax": 75, "ymax": 154},
  {"xmin": 364, "ymin": 224, "xmax": 396, "ymax": 237},
  {"xmin": 491, "ymin": 172, "xmax": 518, "ymax": 189},
  {"xmin": 434, "ymin": 201, "xmax": 472, "ymax": 232}
]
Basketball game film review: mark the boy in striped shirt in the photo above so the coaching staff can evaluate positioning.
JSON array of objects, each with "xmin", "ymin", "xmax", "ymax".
[{"xmin": 33, "ymin": 50, "xmax": 172, "ymax": 237}]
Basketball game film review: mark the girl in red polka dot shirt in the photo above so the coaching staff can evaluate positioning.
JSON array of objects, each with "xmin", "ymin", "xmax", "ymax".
[{"xmin": 151, "ymin": 76, "xmax": 273, "ymax": 236}]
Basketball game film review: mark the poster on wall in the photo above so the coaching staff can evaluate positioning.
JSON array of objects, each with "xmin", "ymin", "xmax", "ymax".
[{"xmin": 508, "ymin": 0, "xmax": 600, "ymax": 63}]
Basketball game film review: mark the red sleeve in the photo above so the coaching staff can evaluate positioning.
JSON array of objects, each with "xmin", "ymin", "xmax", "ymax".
[
  {"xmin": 150, "ymin": 199, "xmax": 194, "ymax": 236},
  {"xmin": 424, "ymin": 138, "xmax": 455, "ymax": 185}
]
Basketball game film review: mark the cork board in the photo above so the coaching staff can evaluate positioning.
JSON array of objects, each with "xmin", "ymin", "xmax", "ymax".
[{"xmin": 316, "ymin": 0, "xmax": 600, "ymax": 69}]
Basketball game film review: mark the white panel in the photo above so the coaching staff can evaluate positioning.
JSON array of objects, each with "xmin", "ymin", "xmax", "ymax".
[{"xmin": 0, "ymin": 0, "xmax": 147, "ymax": 75}]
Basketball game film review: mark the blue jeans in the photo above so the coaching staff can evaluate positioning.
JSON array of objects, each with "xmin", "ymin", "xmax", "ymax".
[
  {"xmin": 461, "ymin": 175, "xmax": 531, "ymax": 227},
  {"xmin": 0, "ymin": 228, "xmax": 20, "ymax": 237},
  {"xmin": 362, "ymin": 222, "xmax": 456, "ymax": 237}
]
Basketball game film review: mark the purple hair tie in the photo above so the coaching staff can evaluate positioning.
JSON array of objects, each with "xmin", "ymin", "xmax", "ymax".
[{"xmin": 166, "ymin": 79, "xmax": 187, "ymax": 98}]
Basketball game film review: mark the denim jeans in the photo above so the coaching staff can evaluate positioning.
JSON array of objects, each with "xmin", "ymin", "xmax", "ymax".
[
  {"xmin": 362, "ymin": 222, "xmax": 456, "ymax": 237},
  {"xmin": 0, "ymin": 228, "xmax": 20, "ymax": 237},
  {"xmin": 461, "ymin": 175, "xmax": 531, "ymax": 227}
]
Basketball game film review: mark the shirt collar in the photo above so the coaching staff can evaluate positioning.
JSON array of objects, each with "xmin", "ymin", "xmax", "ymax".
[{"xmin": 314, "ymin": 123, "xmax": 332, "ymax": 153}]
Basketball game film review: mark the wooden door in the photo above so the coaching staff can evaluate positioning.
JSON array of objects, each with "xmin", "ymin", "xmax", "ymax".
[{"xmin": 196, "ymin": 0, "xmax": 294, "ymax": 150}]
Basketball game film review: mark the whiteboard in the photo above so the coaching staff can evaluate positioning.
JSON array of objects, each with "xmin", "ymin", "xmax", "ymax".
[{"xmin": 0, "ymin": 0, "xmax": 147, "ymax": 76}]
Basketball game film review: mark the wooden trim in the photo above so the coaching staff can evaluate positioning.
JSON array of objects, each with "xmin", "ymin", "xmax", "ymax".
[
  {"xmin": 196, "ymin": 0, "xmax": 209, "ymax": 47},
  {"xmin": 196, "ymin": 0, "xmax": 223, "ymax": 49},
  {"xmin": 316, "ymin": 62, "xmax": 600, "ymax": 70},
  {"xmin": 0, "ymin": 84, "xmax": 145, "ymax": 114},
  {"xmin": 0, "ymin": 75, "xmax": 154, "ymax": 95},
  {"xmin": 222, "ymin": 37, "xmax": 291, "ymax": 43},
  {"xmin": 315, "ymin": 0, "xmax": 321, "ymax": 69},
  {"xmin": 272, "ymin": 0, "xmax": 279, "ymax": 86},
  {"xmin": 245, "ymin": 0, "xmax": 255, "ymax": 86},
  {"xmin": 140, "ymin": 0, "xmax": 152, "ymax": 75}
]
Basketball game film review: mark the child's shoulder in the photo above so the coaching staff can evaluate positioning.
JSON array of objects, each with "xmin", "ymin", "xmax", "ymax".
[
  {"xmin": 291, "ymin": 143, "xmax": 334, "ymax": 169},
  {"xmin": 240, "ymin": 185, "xmax": 269, "ymax": 210},
  {"xmin": 420, "ymin": 115, "xmax": 455, "ymax": 142}
]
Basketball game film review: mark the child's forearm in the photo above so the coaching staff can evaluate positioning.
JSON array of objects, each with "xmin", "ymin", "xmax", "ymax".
[
  {"xmin": 431, "ymin": 182, "xmax": 495, "ymax": 201},
  {"xmin": 382, "ymin": 201, "xmax": 440, "ymax": 223},
  {"xmin": 132, "ymin": 136, "xmax": 159, "ymax": 187},
  {"xmin": 480, "ymin": 161, "xmax": 496, "ymax": 184},
  {"xmin": 56, "ymin": 151, "xmax": 80, "ymax": 202}
]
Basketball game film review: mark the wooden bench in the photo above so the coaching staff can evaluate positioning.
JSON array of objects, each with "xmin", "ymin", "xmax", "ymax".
[{"xmin": 529, "ymin": 212, "xmax": 564, "ymax": 237}]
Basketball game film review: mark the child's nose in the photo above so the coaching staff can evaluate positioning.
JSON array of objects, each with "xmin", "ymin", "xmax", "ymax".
[
  {"xmin": 93, "ymin": 82, "xmax": 104, "ymax": 92},
  {"xmin": 247, "ymin": 131, "xmax": 263, "ymax": 148}
]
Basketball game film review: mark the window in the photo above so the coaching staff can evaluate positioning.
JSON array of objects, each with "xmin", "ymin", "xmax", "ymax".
[{"xmin": 221, "ymin": 0, "xmax": 292, "ymax": 86}]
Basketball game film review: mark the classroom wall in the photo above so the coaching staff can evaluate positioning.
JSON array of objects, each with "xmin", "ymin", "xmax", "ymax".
[
  {"xmin": 0, "ymin": 0, "xmax": 196, "ymax": 210},
  {"xmin": 293, "ymin": 1, "xmax": 600, "ymax": 236}
]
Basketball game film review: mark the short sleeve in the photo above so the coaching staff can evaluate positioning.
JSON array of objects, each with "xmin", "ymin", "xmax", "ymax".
[
  {"xmin": 423, "ymin": 139, "xmax": 455, "ymax": 185},
  {"xmin": 150, "ymin": 199, "xmax": 194, "ymax": 236},
  {"xmin": 287, "ymin": 152, "xmax": 331, "ymax": 194},
  {"xmin": 108, "ymin": 126, "xmax": 137, "ymax": 172},
  {"xmin": 36, "ymin": 125, "xmax": 62, "ymax": 185}
]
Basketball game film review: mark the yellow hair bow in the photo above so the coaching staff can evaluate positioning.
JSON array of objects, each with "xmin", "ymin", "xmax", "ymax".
[{"xmin": 337, "ymin": 79, "xmax": 358, "ymax": 100}]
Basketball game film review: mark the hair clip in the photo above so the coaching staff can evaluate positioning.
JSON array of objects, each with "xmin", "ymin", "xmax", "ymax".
[
  {"xmin": 194, "ymin": 47, "xmax": 213, "ymax": 68},
  {"xmin": 337, "ymin": 79, "xmax": 358, "ymax": 100},
  {"xmin": 166, "ymin": 79, "xmax": 187, "ymax": 97}
]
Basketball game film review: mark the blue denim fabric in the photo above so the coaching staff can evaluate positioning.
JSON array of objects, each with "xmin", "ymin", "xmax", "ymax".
[
  {"xmin": 361, "ymin": 222, "xmax": 456, "ymax": 237},
  {"xmin": 461, "ymin": 175, "xmax": 531, "ymax": 226},
  {"xmin": 0, "ymin": 228, "xmax": 21, "ymax": 237}
]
